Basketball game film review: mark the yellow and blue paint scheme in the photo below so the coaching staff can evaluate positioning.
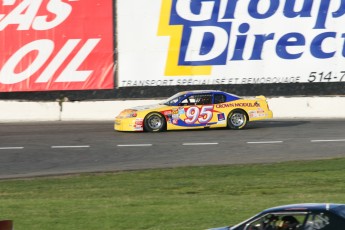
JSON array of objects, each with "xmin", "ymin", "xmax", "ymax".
[{"xmin": 114, "ymin": 90, "xmax": 273, "ymax": 132}]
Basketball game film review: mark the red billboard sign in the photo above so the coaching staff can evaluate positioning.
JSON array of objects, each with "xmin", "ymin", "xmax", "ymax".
[{"xmin": 0, "ymin": 0, "xmax": 114, "ymax": 92}]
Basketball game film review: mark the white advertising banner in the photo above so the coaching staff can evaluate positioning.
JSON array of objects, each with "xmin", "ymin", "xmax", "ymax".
[{"xmin": 117, "ymin": 0, "xmax": 345, "ymax": 87}]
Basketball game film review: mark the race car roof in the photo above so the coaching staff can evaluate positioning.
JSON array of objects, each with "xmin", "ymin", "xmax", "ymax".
[{"xmin": 183, "ymin": 90, "xmax": 240, "ymax": 99}]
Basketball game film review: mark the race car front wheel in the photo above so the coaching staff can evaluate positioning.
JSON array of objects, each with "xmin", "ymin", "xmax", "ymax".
[
  {"xmin": 144, "ymin": 112, "xmax": 166, "ymax": 132},
  {"xmin": 227, "ymin": 110, "xmax": 248, "ymax": 130}
]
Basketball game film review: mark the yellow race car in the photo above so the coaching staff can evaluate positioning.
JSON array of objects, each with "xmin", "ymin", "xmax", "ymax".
[{"xmin": 114, "ymin": 90, "xmax": 273, "ymax": 132}]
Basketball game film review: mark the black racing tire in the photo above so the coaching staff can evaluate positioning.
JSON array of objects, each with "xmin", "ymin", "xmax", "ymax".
[
  {"xmin": 227, "ymin": 110, "xmax": 248, "ymax": 130},
  {"xmin": 144, "ymin": 112, "xmax": 166, "ymax": 132}
]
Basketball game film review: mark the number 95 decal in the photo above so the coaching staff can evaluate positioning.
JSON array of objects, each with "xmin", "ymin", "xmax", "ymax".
[{"xmin": 184, "ymin": 106, "xmax": 213, "ymax": 124}]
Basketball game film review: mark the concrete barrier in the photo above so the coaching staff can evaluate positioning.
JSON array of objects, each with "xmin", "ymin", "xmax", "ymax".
[
  {"xmin": 0, "ymin": 101, "xmax": 60, "ymax": 122},
  {"xmin": 268, "ymin": 97, "xmax": 345, "ymax": 118},
  {"xmin": 60, "ymin": 100, "xmax": 158, "ymax": 121},
  {"xmin": 1, "ymin": 97, "xmax": 345, "ymax": 122}
]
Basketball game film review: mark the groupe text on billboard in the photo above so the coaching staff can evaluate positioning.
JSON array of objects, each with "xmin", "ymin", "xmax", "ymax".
[
  {"xmin": 154, "ymin": 0, "xmax": 345, "ymax": 84},
  {"xmin": 171, "ymin": 0, "xmax": 345, "ymax": 65},
  {"xmin": 0, "ymin": 0, "xmax": 114, "ymax": 92}
]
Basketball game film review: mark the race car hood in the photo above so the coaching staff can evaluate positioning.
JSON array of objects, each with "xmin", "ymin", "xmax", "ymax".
[
  {"xmin": 116, "ymin": 103, "xmax": 168, "ymax": 119},
  {"xmin": 129, "ymin": 103, "xmax": 167, "ymax": 111}
]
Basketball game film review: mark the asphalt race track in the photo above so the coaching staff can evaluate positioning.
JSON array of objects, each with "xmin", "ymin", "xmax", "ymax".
[{"xmin": 1, "ymin": 119, "xmax": 345, "ymax": 179}]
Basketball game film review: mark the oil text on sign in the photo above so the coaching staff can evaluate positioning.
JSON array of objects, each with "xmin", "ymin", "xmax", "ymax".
[{"xmin": 0, "ymin": 0, "xmax": 114, "ymax": 92}]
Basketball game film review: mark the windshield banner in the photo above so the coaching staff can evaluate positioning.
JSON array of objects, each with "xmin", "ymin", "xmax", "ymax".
[
  {"xmin": 118, "ymin": 0, "xmax": 345, "ymax": 87},
  {"xmin": 0, "ymin": 0, "xmax": 114, "ymax": 92}
]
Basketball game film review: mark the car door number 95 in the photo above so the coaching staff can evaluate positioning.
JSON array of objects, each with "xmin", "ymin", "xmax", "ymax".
[{"xmin": 184, "ymin": 106, "xmax": 213, "ymax": 124}]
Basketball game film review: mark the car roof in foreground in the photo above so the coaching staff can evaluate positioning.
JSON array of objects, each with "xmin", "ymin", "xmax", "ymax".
[
  {"xmin": 228, "ymin": 203, "xmax": 345, "ymax": 230},
  {"xmin": 262, "ymin": 203, "xmax": 345, "ymax": 213}
]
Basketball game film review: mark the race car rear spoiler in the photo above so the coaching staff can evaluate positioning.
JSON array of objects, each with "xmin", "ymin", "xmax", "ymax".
[{"xmin": 255, "ymin": 95, "xmax": 267, "ymax": 100}]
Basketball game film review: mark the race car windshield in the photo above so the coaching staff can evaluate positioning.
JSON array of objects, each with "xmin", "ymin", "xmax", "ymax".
[
  {"xmin": 161, "ymin": 92, "xmax": 186, "ymax": 106},
  {"xmin": 333, "ymin": 205, "xmax": 345, "ymax": 219}
]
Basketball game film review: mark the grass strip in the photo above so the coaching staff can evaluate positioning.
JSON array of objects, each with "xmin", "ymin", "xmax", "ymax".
[{"xmin": 1, "ymin": 158, "xmax": 345, "ymax": 230}]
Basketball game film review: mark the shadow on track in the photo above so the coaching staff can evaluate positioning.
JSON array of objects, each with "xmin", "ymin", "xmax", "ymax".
[
  {"xmin": 245, "ymin": 120, "xmax": 310, "ymax": 130},
  {"xmin": 121, "ymin": 120, "xmax": 311, "ymax": 133}
]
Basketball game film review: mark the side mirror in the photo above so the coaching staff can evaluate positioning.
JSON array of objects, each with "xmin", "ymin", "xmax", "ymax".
[{"xmin": 0, "ymin": 220, "xmax": 13, "ymax": 230}]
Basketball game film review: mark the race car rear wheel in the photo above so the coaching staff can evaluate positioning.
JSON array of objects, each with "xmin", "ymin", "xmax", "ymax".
[
  {"xmin": 227, "ymin": 110, "xmax": 248, "ymax": 130},
  {"xmin": 144, "ymin": 112, "xmax": 166, "ymax": 132}
]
